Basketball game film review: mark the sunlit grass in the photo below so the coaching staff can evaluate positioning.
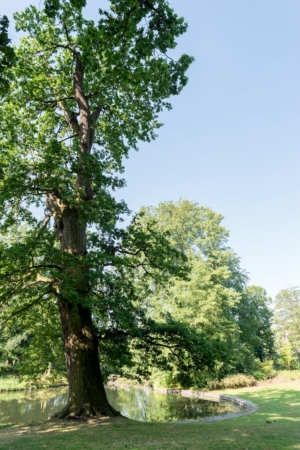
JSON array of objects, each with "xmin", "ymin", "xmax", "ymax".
[
  {"xmin": 0, "ymin": 375, "xmax": 27, "ymax": 390},
  {"xmin": 0, "ymin": 381, "xmax": 300, "ymax": 449}
]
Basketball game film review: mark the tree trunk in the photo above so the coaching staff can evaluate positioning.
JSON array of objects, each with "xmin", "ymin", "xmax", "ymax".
[
  {"xmin": 48, "ymin": 205, "xmax": 119, "ymax": 419},
  {"xmin": 54, "ymin": 299, "xmax": 119, "ymax": 419},
  {"xmin": 48, "ymin": 50, "xmax": 119, "ymax": 419}
]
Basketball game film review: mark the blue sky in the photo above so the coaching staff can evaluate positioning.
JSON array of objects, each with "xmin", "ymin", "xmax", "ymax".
[{"xmin": 2, "ymin": 0, "xmax": 300, "ymax": 299}]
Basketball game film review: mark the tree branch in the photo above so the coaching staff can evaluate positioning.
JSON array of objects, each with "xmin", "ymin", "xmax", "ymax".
[
  {"xmin": 35, "ymin": 213, "xmax": 52, "ymax": 239},
  {"xmin": 0, "ymin": 290, "xmax": 52, "ymax": 327},
  {"xmin": 90, "ymin": 105, "xmax": 104, "ymax": 124},
  {"xmin": 32, "ymin": 264, "xmax": 63, "ymax": 272},
  {"xmin": 49, "ymin": 43, "xmax": 77, "ymax": 55},
  {"xmin": 36, "ymin": 273, "xmax": 55, "ymax": 283},
  {"xmin": 58, "ymin": 133, "xmax": 79, "ymax": 143},
  {"xmin": 57, "ymin": 101, "xmax": 80, "ymax": 134}
]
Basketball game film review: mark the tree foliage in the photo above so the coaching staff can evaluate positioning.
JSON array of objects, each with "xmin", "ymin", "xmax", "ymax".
[
  {"xmin": 273, "ymin": 287, "xmax": 300, "ymax": 367},
  {"xmin": 0, "ymin": 0, "xmax": 194, "ymax": 417},
  {"xmin": 0, "ymin": 0, "xmax": 276, "ymax": 403},
  {"xmin": 0, "ymin": 15, "xmax": 15, "ymax": 94},
  {"xmin": 233, "ymin": 286, "xmax": 275, "ymax": 366},
  {"xmin": 128, "ymin": 200, "xmax": 275, "ymax": 387}
]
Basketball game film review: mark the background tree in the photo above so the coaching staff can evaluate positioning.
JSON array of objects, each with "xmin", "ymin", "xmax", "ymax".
[
  {"xmin": 0, "ymin": 324, "xmax": 28, "ymax": 373},
  {"xmin": 233, "ymin": 286, "xmax": 275, "ymax": 372},
  {"xmin": 128, "ymin": 200, "xmax": 275, "ymax": 387},
  {"xmin": 0, "ymin": 15, "xmax": 15, "ymax": 95},
  {"xmin": 0, "ymin": 307, "xmax": 65, "ymax": 380},
  {"xmin": 0, "ymin": 0, "xmax": 193, "ymax": 419},
  {"xmin": 273, "ymin": 287, "xmax": 300, "ymax": 367},
  {"xmin": 279, "ymin": 342, "xmax": 298, "ymax": 371},
  {"xmin": 0, "ymin": 225, "xmax": 66, "ymax": 379}
]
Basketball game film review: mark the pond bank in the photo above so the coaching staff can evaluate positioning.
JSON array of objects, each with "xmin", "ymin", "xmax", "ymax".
[
  {"xmin": 107, "ymin": 378, "xmax": 259, "ymax": 422},
  {"xmin": 1, "ymin": 382, "xmax": 299, "ymax": 449},
  {"xmin": 0, "ymin": 381, "xmax": 252, "ymax": 425},
  {"xmin": 0, "ymin": 383, "xmax": 68, "ymax": 393}
]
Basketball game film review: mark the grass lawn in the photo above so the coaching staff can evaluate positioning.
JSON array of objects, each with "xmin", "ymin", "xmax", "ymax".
[{"xmin": 0, "ymin": 381, "xmax": 299, "ymax": 449}]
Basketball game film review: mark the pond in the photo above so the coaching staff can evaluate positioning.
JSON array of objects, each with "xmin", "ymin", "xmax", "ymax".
[{"xmin": 0, "ymin": 386, "xmax": 242, "ymax": 425}]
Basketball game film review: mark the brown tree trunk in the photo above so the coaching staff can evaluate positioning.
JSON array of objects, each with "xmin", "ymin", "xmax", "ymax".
[
  {"xmin": 48, "ymin": 205, "xmax": 119, "ymax": 419},
  {"xmin": 49, "ymin": 50, "xmax": 119, "ymax": 419},
  {"xmin": 54, "ymin": 299, "xmax": 119, "ymax": 419}
]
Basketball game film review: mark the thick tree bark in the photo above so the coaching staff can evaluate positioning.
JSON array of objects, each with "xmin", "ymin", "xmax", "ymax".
[
  {"xmin": 54, "ymin": 298, "xmax": 119, "ymax": 419},
  {"xmin": 47, "ymin": 204, "xmax": 119, "ymax": 419},
  {"xmin": 48, "ymin": 50, "xmax": 120, "ymax": 419}
]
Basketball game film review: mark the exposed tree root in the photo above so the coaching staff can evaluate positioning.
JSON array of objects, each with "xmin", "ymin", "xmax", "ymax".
[{"xmin": 52, "ymin": 401, "xmax": 121, "ymax": 420}]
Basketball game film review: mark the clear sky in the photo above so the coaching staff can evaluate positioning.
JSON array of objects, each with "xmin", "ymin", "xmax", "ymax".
[{"xmin": 2, "ymin": 0, "xmax": 300, "ymax": 300}]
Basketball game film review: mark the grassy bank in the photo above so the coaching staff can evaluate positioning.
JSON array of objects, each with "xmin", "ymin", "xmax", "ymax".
[
  {"xmin": 0, "ymin": 375, "xmax": 28, "ymax": 391},
  {"xmin": 0, "ymin": 380, "xmax": 299, "ymax": 449},
  {"xmin": 0, "ymin": 374, "xmax": 67, "ymax": 391}
]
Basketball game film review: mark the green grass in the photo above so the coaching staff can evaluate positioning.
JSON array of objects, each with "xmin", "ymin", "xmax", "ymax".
[
  {"xmin": 0, "ymin": 381, "xmax": 300, "ymax": 449},
  {"xmin": 0, "ymin": 375, "xmax": 27, "ymax": 390}
]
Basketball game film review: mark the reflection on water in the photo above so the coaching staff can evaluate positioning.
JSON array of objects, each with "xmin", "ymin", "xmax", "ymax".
[
  {"xmin": 107, "ymin": 387, "xmax": 240, "ymax": 422},
  {"xmin": 0, "ymin": 386, "xmax": 241, "ymax": 425},
  {"xmin": 0, "ymin": 388, "xmax": 68, "ymax": 425}
]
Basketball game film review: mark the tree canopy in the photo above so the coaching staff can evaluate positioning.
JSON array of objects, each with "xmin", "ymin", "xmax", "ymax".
[
  {"xmin": 273, "ymin": 287, "xmax": 300, "ymax": 368},
  {"xmin": 0, "ymin": 0, "xmax": 276, "ymax": 419},
  {"xmin": 0, "ymin": 0, "xmax": 193, "ymax": 419},
  {"xmin": 125, "ymin": 200, "xmax": 275, "ymax": 387},
  {"xmin": 0, "ymin": 15, "xmax": 15, "ymax": 94}
]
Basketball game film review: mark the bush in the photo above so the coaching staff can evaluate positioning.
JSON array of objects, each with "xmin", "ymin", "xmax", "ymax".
[
  {"xmin": 190, "ymin": 369, "xmax": 212, "ymax": 390},
  {"xmin": 149, "ymin": 369, "xmax": 179, "ymax": 388},
  {"xmin": 277, "ymin": 344, "xmax": 299, "ymax": 370},
  {"xmin": 274, "ymin": 369, "xmax": 300, "ymax": 381},
  {"xmin": 206, "ymin": 374, "xmax": 256, "ymax": 390},
  {"xmin": 251, "ymin": 359, "xmax": 275, "ymax": 380}
]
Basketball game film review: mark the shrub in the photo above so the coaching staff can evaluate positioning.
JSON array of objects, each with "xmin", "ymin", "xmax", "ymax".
[
  {"xmin": 275, "ymin": 369, "xmax": 300, "ymax": 381},
  {"xmin": 251, "ymin": 359, "xmax": 275, "ymax": 380},
  {"xmin": 206, "ymin": 374, "xmax": 256, "ymax": 390},
  {"xmin": 278, "ymin": 344, "xmax": 299, "ymax": 370},
  {"xmin": 149, "ymin": 369, "xmax": 178, "ymax": 388}
]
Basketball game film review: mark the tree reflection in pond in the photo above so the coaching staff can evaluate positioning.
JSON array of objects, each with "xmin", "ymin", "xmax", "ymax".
[
  {"xmin": 0, "ymin": 388, "xmax": 68, "ymax": 425},
  {"xmin": 0, "ymin": 386, "xmax": 240, "ymax": 425},
  {"xmin": 107, "ymin": 387, "xmax": 239, "ymax": 422}
]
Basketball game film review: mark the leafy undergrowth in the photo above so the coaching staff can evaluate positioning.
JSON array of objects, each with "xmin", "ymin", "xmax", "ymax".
[
  {"xmin": 274, "ymin": 369, "xmax": 300, "ymax": 381},
  {"xmin": 0, "ymin": 381, "xmax": 300, "ymax": 449},
  {"xmin": 206, "ymin": 374, "xmax": 257, "ymax": 390},
  {"xmin": 0, "ymin": 376, "xmax": 28, "ymax": 390},
  {"xmin": 0, "ymin": 375, "xmax": 67, "ymax": 391},
  {"xmin": 206, "ymin": 369, "xmax": 300, "ymax": 390}
]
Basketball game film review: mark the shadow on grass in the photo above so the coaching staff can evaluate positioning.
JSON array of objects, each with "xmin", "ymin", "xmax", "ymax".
[
  {"xmin": 223, "ymin": 385, "xmax": 300, "ymax": 422},
  {"xmin": 0, "ymin": 383, "xmax": 299, "ymax": 450}
]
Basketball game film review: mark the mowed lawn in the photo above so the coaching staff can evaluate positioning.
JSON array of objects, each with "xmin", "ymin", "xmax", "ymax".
[{"xmin": 0, "ymin": 381, "xmax": 299, "ymax": 450}]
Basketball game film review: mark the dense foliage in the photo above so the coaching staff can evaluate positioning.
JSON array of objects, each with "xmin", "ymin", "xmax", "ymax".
[
  {"xmin": 273, "ymin": 287, "xmax": 300, "ymax": 369},
  {"xmin": 0, "ymin": 0, "xmax": 196, "ymax": 417},
  {"xmin": 0, "ymin": 1, "xmax": 277, "ymax": 402},
  {"xmin": 120, "ymin": 200, "xmax": 275, "ymax": 387},
  {"xmin": 0, "ymin": 15, "xmax": 15, "ymax": 94},
  {"xmin": 0, "ymin": 200, "xmax": 276, "ymax": 389}
]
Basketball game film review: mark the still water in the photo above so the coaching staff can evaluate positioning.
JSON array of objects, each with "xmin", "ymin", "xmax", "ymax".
[{"xmin": 0, "ymin": 386, "xmax": 241, "ymax": 424}]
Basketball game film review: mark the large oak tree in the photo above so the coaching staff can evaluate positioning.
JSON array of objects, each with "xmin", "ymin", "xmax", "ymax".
[{"xmin": 0, "ymin": 0, "xmax": 193, "ymax": 419}]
